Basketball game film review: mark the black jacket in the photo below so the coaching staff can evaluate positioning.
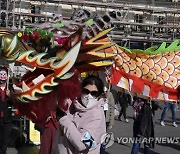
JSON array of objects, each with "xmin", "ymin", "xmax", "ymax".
[
  {"xmin": 133, "ymin": 102, "xmax": 155, "ymax": 148},
  {"xmin": 118, "ymin": 92, "xmax": 131, "ymax": 107},
  {"xmin": 111, "ymin": 89, "xmax": 119, "ymax": 104},
  {"xmin": 0, "ymin": 90, "xmax": 13, "ymax": 123}
]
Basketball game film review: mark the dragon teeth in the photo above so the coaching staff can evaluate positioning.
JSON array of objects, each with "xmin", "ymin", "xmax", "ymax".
[
  {"xmin": 21, "ymin": 65, "xmax": 36, "ymax": 72},
  {"xmin": 13, "ymin": 84, "xmax": 23, "ymax": 93},
  {"xmin": 32, "ymin": 74, "xmax": 45, "ymax": 85},
  {"xmin": 22, "ymin": 81, "xmax": 30, "ymax": 92}
]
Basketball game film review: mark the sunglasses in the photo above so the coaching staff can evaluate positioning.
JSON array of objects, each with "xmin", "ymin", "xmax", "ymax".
[{"xmin": 82, "ymin": 88, "xmax": 100, "ymax": 98}]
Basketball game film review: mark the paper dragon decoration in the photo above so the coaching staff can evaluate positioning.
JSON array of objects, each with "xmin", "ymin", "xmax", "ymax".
[
  {"xmin": 0, "ymin": 9, "xmax": 179, "ymax": 124},
  {"xmin": 111, "ymin": 42, "xmax": 179, "ymax": 101}
]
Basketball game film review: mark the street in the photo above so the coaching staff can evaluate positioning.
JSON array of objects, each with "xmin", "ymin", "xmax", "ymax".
[
  {"xmin": 106, "ymin": 104, "xmax": 180, "ymax": 154},
  {"xmin": 7, "ymin": 104, "xmax": 180, "ymax": 154}
]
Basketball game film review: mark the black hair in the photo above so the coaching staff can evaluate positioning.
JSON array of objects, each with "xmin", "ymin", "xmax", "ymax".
[
  {"xmin": 0, "ymin": 65, "xmax": 8, "ymax": 73},
  {"xmin": 82, "ymin": 75, "xmax": 104, "ymax": 95}
]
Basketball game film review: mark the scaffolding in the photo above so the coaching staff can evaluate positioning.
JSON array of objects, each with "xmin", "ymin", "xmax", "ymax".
[{"xmin": 0, "ymin": 0, "xmax": 179, "ymax": 47}]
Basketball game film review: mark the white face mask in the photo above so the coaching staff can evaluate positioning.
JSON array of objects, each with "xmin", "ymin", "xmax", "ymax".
[{"xmin": 81, "ymin": 94, "xmax": 98, "ymax": 108}]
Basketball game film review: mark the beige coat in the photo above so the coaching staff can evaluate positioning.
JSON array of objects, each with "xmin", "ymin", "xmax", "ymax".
[
  {"xmin": 105, "ymin": 91, "xmax": 115, "ymax": 127},
  {"xmin": 53, "ymin": 99, "xmax": 106, "ymax": 154}
]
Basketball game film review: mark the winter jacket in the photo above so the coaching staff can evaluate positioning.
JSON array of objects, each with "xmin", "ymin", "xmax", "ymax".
[
  {"xmin": 133, "ymin": 102, "xmax": 155, "ymax": 148},
  {"xmin": 138, "ymin": 103, "xmax": 154, "ymax": 139},
  {"xmin": 105, "ymin": 91, "xmax": 115, "ymax": 127},
  {"xmin": 110, "ymin": 89, "xmax": 119, "ymax": 104},
  {"xmin": 118, "ymin": 92, "xmax": 131, "ymax": 107},
  {"xmin": 54, "ymin": 99, "xmax": 106, "ymax": 154}
]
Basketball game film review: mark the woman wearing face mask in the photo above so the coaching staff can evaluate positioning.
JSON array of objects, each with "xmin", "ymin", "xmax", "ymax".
[{"xmin": 54, "ymin": 75, "xmax": 106, "ymax": 154}]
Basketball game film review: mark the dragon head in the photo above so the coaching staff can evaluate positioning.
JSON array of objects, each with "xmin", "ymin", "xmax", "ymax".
[
  {"xmin": 0, "ymin": 12, "xmax": 117, "ymax": 123},
  {"xmin": 0, "ymin": 28, "xmax": 83, "ymax": 123},
  {"xmin": 0, "ymin": 28, "xmax": 82, "ymax": 102}
]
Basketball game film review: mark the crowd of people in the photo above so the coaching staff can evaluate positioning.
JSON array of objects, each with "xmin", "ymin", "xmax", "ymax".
[{"xmin": 0, "ymin": 65, "xmax": 179, "ymax": 154}]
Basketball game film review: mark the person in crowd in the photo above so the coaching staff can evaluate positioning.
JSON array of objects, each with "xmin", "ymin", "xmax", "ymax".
[
  {"xmin": 0, "ymin": 65, "xmax": 13, "ymax": 154},
  {"xmin": 131, "ymin": 96, "xmax": 155, "ymax": 154},
  {"xmin": 110, "ymin": 88, "xmax": 119, "ymax": 119},
  {"xmin": 151, "ymin": 100, "xmax": 162, "ymax": 116},
  {"xmin": 118, "ymin": 89, "xmax": 131, "ymax": 123},
  {"xmin": 54, "ymin": 75, "xmax": 106, "ymax": 154},
  {"xmin": 100, "ymin": 86, "xmax": 116, "ymax": 154},
  {"xmin": 160, "ymin": 101, "xmax": 178, "ymax": 127},
  {"xmin": 160, "ymin": 92, "xmax": 178, "ymax": 127},
  {"xmin": 103, "ymin": 86, "xmax": 115, "ymax": 131},
  {"xmin": 34, "ymin": 109, "xmax": 59, "ymax": 154},
  {"xmin": 110, "ymin": 88, "xmax": 119, "ymax": 104}
]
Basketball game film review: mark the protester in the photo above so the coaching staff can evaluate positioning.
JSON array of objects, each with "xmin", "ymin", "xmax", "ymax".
[
  {"xmin": 131, "ymin": 96, "xmax": 154, "ymax": 154},
  {"xmin": 54, "ymin": 75, "xmax": 106, "ymax": 154},
  {"xmin": 0, "ymin": 65, "xmax": 13, "ymax": 154}
]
